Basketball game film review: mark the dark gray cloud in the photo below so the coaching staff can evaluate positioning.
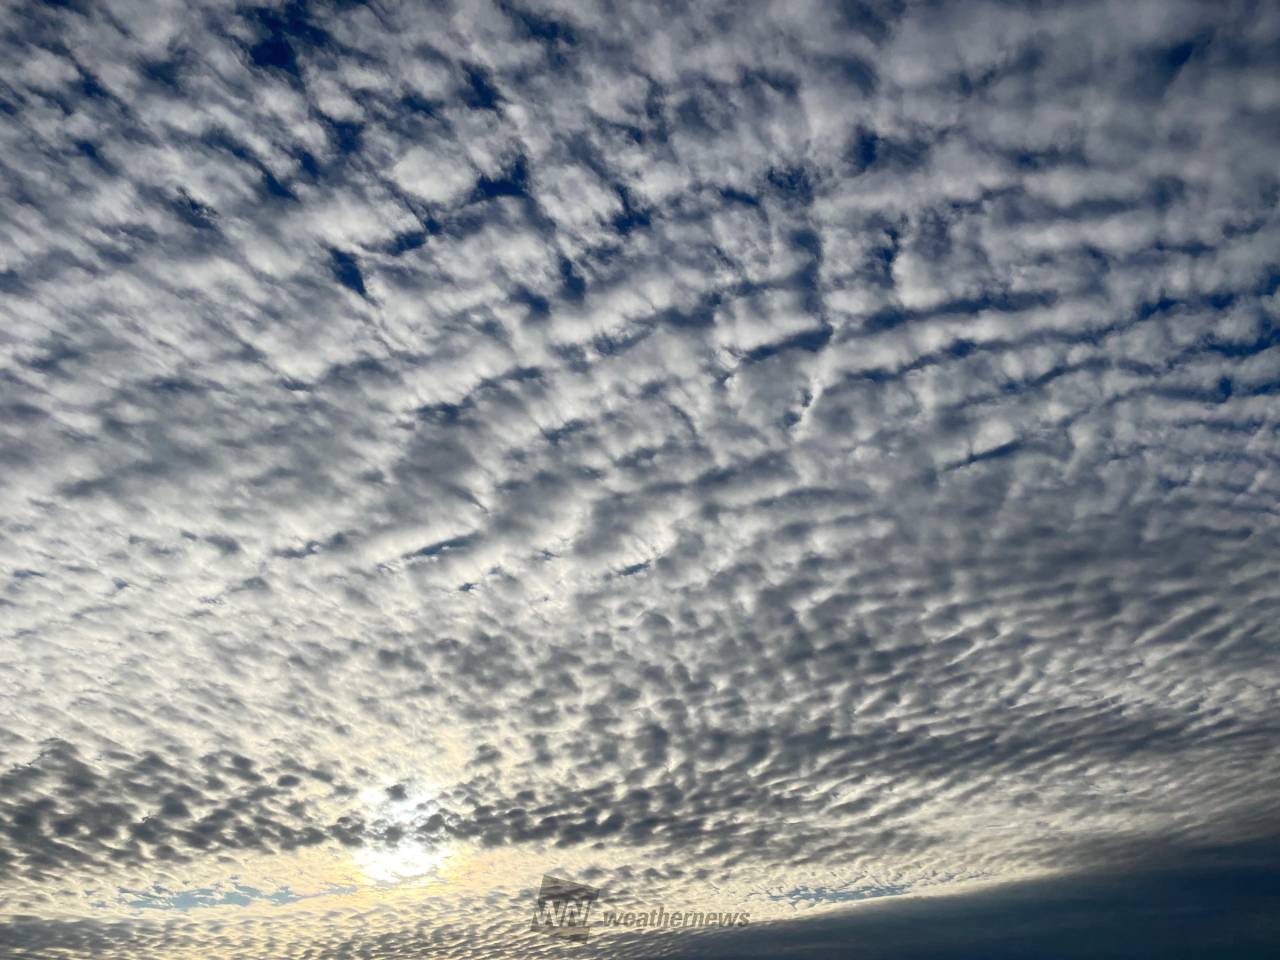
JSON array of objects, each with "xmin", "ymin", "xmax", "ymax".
[{"xmin": 1, "ymin": 0, "xmax": 1279, "ymax": 956}]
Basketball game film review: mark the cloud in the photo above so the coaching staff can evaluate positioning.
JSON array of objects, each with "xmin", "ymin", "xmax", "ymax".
[{"xmin": 1, "ymin": 0, "xmax": 1279, "ymax": 956}]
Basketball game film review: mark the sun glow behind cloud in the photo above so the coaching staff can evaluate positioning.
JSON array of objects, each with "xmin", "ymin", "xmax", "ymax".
[{"xmin": 352, "ymin": 784, "xmax": 452, "ymax": 886}]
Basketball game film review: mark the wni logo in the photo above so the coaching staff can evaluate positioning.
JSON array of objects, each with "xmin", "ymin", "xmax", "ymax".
[{"xmin": 530, "ymin": 874, "xmax": 600, "ymax": 941}]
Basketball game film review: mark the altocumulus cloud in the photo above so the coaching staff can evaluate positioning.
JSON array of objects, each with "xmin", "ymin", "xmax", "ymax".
[{"xmin": 2, "ymin": 0, "xmax": 1280, "ymax": 957}]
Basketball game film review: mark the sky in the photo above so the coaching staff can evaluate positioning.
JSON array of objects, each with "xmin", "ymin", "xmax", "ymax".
[{"xmin": 1, "ymin": 0, "xmax": 1279, "ymax": 957}]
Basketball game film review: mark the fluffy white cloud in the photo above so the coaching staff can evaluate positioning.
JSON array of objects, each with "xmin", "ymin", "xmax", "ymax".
[{"xmin": 1, "ymin": 0, "xmax": 1279, "ymax": 957}]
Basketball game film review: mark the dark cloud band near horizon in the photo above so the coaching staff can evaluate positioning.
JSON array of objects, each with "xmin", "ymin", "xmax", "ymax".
[{"xmin": 2, "ymin": 0, "xmax": 1279, "ymax": 957}]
